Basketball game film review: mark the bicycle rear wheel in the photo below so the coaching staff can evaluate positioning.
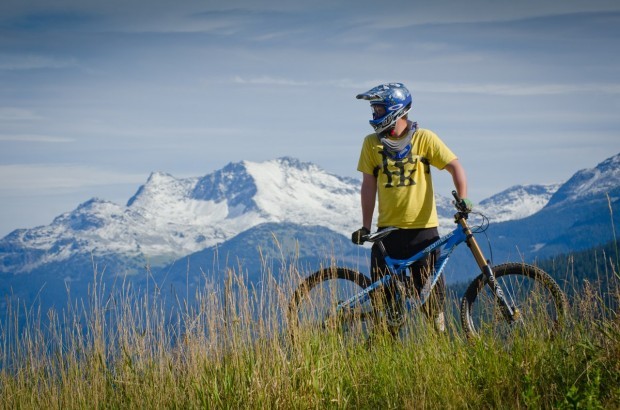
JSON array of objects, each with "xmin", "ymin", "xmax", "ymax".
[
  {"xmin": 288, "ymin": 267, "xmax": 375, "ymax": 343},
  {"xmin": 460, "ymin": 263, "xmax": 568, "ymax": 341}
]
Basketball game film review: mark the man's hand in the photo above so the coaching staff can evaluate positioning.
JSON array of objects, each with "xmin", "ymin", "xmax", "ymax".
[
  {"xmin": 460, "ymin": 198, "xmax": 474, "ymax": 212},
  {"xmin": 351, "ymin": 227, "xmax": 370, "ymax": 245}
]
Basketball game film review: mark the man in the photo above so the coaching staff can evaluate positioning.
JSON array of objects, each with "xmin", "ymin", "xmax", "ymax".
[{"xmin": 351, "ymin": 82, "xmax": 470, "ymax": 332}]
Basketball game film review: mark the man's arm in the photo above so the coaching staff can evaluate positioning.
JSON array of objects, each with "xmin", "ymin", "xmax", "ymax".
[
  {"xmin": 444, "ymin": 159, "xmax": 468, "ymax": 198},
  {"xmin": 361, "ymin": 172, "xmax": 377, "ymax": 230}
]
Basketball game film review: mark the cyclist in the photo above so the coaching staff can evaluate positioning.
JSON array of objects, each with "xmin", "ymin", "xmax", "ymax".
[{"xmin": 351, "ymin": 82, "xmax": 471, "ymax": 332}]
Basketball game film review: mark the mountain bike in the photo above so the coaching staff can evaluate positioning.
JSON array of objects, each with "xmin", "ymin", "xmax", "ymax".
[{"xmin": 288, "ymin": 191, "xmax": 568, "ymax": 341}]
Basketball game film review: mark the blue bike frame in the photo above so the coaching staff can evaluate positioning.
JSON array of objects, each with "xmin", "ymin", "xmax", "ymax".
[{"xmin": 336, "ymin": 224, "xmax": 468, "ymax": 313}]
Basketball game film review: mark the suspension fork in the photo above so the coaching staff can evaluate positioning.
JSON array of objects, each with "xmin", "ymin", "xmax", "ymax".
[{"xmin": 458, "ymin": 216, "xmax": 519, "ymax": 322}]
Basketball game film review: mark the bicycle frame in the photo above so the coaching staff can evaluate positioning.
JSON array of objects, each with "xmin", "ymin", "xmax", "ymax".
[
  {"xmin": 336, "ymin": 210, "xmax": 518, "ymax": 323},
  {"xmin": 336, "ymin": 223, "xmax": 466, "ymax": 313}
]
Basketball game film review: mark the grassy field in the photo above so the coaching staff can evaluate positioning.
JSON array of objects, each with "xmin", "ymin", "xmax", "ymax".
[{"xmin": 1, "ymin": 254, "xmax": 619, "ymax": 409}]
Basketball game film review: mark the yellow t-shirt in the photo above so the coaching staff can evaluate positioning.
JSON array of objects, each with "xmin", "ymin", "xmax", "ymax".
[{"xmin": 357, "ymin": 128, "xmax": 457, "ymax": 229}]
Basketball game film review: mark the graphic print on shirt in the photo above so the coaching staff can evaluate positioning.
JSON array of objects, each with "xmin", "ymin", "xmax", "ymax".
[{"xmin": 375, "ymin": 150, "xmax": 431, "ymax": 188}]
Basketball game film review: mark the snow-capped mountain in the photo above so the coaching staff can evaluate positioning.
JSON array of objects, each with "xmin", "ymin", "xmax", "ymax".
[
  {"xmin": 0, "ymin": 157, "xmax": 361, "ymax": 274},
  {"xmin": 486, "ymin": 152, "xmax": 620, "ymax": 261},
  {"xmin": 547, "ymin": 153, "xmax": 620, "ymax": 207},
  {"xmin": 434, "ymin": 184, "xmax": 559, "ymax": 228},
  {"xmin": 476, "ymin": 184, "xmax": 561, "ymax": 222},
  {"xmin": 4, "ymin": 153, "xmax": 618, "ymax": 278}
]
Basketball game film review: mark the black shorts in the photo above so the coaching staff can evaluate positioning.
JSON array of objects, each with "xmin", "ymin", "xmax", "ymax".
[{"xmin": 370, "ymin": 227, "xmax": 445, "ymax": 305}]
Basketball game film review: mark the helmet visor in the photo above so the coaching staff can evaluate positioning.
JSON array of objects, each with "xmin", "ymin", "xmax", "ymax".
[{"xmin": 371, "ymin": 104, "xmax": 386, "ymax": 120}]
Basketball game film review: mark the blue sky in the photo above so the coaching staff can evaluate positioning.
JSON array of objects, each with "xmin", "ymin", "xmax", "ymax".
[{"xmin": 1, "ymin": 0, "xmax": 619, "ymax": 236}]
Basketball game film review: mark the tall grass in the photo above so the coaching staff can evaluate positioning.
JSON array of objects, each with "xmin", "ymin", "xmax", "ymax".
[{"xmin": 1, "ymin": 252, "xmax": 619, "ymax": 409}]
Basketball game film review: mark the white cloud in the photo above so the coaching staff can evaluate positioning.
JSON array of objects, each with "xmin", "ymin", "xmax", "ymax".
[
  {"xmin": 347, "ymin": 0, "xmax": 620, "ymax": 28},
  {"xmin": 233, "ymin": 75, "xmax": 310, "ymax": 87},
  {"xmin": 413, "ymin": 82, "xmax": 620, "ymax": 96},
  {"xmin": 0, "ymin": 54, "xmax": 77, "ymax": 70},
  {"xmin": 0, "ymin": 164, "xmax": 146, "ymax": 193},
  {"xmin": 0, "ymin": 108, "xmax": 42, "ymax": 121},
  {"xmin": 231, "ymin": 75, "xmax": 620, "ymax": 96},
  {"xmin": 232, "ymin": 76, "xmax": 385, "ymax": 90},
  {"xmin": 0, "ymin": 135, "xmax": 74, "ymax": 143},
  {"xmin": 1, "ymin": 0, "xmax": 619, "ymax": 39}
]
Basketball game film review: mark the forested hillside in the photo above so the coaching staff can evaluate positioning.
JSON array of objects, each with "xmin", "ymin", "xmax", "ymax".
[{"xmin": 538, "ymin": 240, "xmax": 619, "ymax": 301}]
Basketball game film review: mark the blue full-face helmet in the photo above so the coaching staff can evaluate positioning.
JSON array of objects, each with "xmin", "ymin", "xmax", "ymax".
[{"xmin": 356, "ymin": 83, "xmax": 412, "ymax": 135}]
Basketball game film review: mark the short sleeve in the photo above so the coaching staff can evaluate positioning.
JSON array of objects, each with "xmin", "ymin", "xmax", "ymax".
[
  {"xmin": 422, "ymin": 130, "xmax": 457, "ymax": 170},
  {"xmin": 357, "ymin": 134, "xmax": 379, "ymax": 175}
]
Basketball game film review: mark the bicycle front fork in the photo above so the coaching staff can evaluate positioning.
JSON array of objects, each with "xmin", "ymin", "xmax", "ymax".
[
  {"xmin": 461, "ymin": 219, "xmax": 520, "ymax": 323},
  {"xmin": 481, "ymin": 265, "xmax": 520, "ymax": 323}
]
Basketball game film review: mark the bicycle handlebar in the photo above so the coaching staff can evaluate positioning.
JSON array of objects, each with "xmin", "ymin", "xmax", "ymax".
[{"xmin": 362, "ymin": 226, "xmax": 399, "ymax": 243}]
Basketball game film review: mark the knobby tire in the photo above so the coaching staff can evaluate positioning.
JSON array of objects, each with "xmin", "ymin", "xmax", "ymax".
[{"xmin": 460, "ymin": 262, "xmax": 568, "ymax": 341}]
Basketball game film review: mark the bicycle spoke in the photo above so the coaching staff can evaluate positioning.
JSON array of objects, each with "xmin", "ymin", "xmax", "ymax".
[
  {"xmin": 461, "ymin": 263, "xmax": 567, "ymax": 342},
  {"xmin": 289, "ymin": 268, "xmax": 375, "ymax": 343}
]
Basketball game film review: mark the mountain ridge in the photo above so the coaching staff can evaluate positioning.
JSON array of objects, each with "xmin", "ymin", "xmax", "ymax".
[
  {"xmin": 1, "ymin": 153, "xmax": 619, "ymax": 279},
  {"xmin": 547, "ymin": 153, "xmax": 620, "ymax": 207}
]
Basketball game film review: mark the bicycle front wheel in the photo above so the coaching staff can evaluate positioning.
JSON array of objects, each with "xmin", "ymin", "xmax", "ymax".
[
  {"xmin": 288, "ymin": 267, "xmax": 375, "ymax": 342},
  {"xmin": 460, "ymin": 263, "xmax": 568, "ymax": 341}
]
